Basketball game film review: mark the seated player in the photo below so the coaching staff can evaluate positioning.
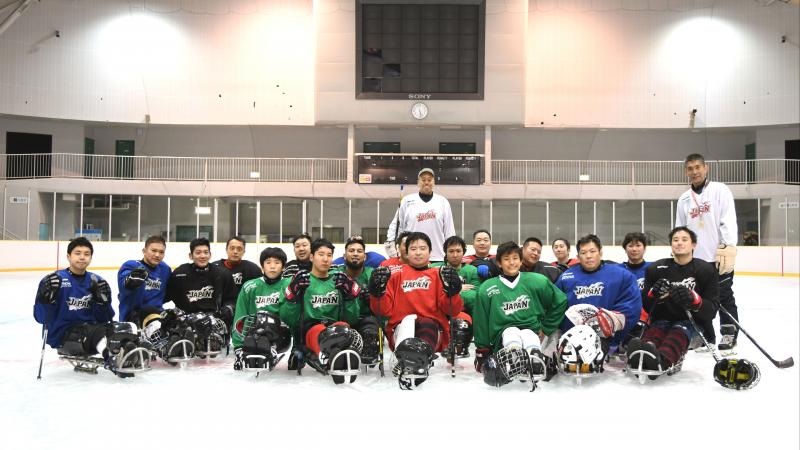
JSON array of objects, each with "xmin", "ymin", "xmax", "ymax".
[
  {"xmin": 369, "ymin": 232, "xmax": 465, "ymax": 390},
  {"xmin": 34, "ymin": 237, "xmax": 151, "ymax": 378},
  {"xmin": 213, "ymin": 236, "xmax": 263, "ymax": 302},
  {"xmin": 231, "ymin": 247, "xmax": 292, "ymax": 371},
  {"xmin": 551, "ymin": 238, "xmax": 579, "ymax": 272},
  {"xmin": 520, "ymin": 237, "xmax": 561, "ymax": 283},
  {"xmin": 280, "ymin": 238, "xmax": 364, "ymax": 384},
  {"xmin": 282, "ymin": 233, "xmax": 313, "ymax": 279},
  {"xmin": 164, "ymin": 238, "xmax": 234, "ymax": 358},
  {"xmin": 627, "ymin": 227, "xmax": 736, "ymax": 382},
  {"xmin": 556, "ymin": 235, "xmax": 641, "ymax": 375},
  {"xmin": 117, "ymin": 235, "xmax": 172, "ymax": 324},
  {"xmin": 619, "ymin": 231, "xmax": 652, "ymax": 352},
  {"xmin": 473, "ymin": 241, "xmax": 568, "ymax": 389}
]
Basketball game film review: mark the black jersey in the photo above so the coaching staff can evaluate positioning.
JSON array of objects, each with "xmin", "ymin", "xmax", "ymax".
[
  {"xmin": 521, "ymin": 261, "xmax": 561, "ymax": 284},
  {"xmin": 282, "ymin": 259, "xmax": 312, "ymax": 279},
  {"xmin": 165, "ymin": 263, "xmax": 234, "ymax": 314},
  {"xmin": 213, "ymin": 259, "xmax": 262, "ymax": 300},
  {"xmin": 642, "ymin": 258, "xmax": 719, "ymax": 324}
]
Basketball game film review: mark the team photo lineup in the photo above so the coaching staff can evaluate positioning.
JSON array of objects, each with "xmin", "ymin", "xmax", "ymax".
[{"xmin": 34, "ymin": 154, "xmax": 784, "ymax": 391}]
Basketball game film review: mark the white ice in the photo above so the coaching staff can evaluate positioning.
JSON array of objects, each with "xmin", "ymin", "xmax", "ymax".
[{"xmin": 1, "ymin": 271, "xmax": 798, "ymax": 450}]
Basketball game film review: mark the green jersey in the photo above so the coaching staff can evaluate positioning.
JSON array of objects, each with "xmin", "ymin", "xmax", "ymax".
[
  {"xmin": 474, "ymin": 272, "xmax": 567, "ymax": 350},
  {"xmin": 331, "ymin": 265, "xmax": 374, "ymax": 318},
  {"xmin": 231, "ymin": 277, "xmax": 288, "ymax": 348},
  {"xmin": 279, "ymin": 273, "xmax": 361, "ymax": 337},
  {"xmin": 431, "ymin": 263, "xmax": 482, "ymax": 316}
]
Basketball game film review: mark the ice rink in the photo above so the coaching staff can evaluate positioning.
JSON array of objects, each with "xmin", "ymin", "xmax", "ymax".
[{"xmin": 2, "ymin": 270, "xmax": 798, "ymax": 450}]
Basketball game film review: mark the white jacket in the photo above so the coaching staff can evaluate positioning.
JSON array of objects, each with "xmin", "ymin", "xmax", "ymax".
[
  {"xmin": 675, "ymin": 181, "xmax": 738, "ymax": 263},
  {"xmin": 386, "ymin": 192, "xmax": 455, "ymax": 261}
]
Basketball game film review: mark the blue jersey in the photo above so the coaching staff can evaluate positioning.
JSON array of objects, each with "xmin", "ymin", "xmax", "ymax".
[
  {"xmin": 556, "ymin": 263, "xmax": 642, "ymax": 345},
  {"xmin": 117, "ymin": 259, "xmax": 172, "ymax": 322},
  {"xmin": 621, "ymin": 261, "xmax": 651, "ymax": 291},
  {"xmin": 332, "ymin": 251, "xmax": 387, "ymax": 269},
  {"xmin": 33, "ymin": 269, "xmax": 115, "ymax": 348}
]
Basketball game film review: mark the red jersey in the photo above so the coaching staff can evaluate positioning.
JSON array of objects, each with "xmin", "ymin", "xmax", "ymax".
[
  {"xmin": 370, "ymin": 265, "xmax": 463, "ymax": 352},
  {"xmin": 380, "ymin": 257, "xmax": 405, "ymax": 273}
]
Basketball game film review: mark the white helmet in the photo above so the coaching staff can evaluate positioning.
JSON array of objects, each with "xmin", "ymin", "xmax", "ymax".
[{"xmin": 558, "ymin": 325, "xmax": 604, "ymax": 373}]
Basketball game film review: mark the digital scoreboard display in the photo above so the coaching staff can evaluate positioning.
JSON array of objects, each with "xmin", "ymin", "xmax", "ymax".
[{"xmin": 356, "ymin": 154, "xmax": 481, "ymax": 185}]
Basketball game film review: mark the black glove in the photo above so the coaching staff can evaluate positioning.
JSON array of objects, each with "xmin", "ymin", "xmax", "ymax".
[
  {"xmin": 333, "ymin": 272, "xmax": 359, "ymax": 301},
  {"xmin": 285, "ymin": 270, "xmax": 311, "ymax": 303},
  {"xmin": 37, "ymin": 272, "xmax": 62, "ymax": 304},
  {"xmin": 90, "ymin": 275, "xmax": 112, "ymax": 306},
  {"xmin": 474, "ymin": 348, "xmax": 491, "ymax": 373},
  {"xmin": 651, "ymin": 278, "xmax": 671, "ymax": 300},
  {"xmin": 669, "ymin": 284, "xmax": 701, "ymax": 311},
  {"xmin": 216, "ymin": 305, "xmax": 234, "ymax": 327},
  {"xmin": 124, "ymin": 266, "xmax": 149, "ymax": 289},
  {"xmin": 368, "ymin": 266, "xmax": 391, "ymax": 298},
  {"xmin": 439, "ymin": 266, "xmax": 462, "ymax": 297},
  {"xmin": 233, "ymin": 347, "xmax": 244, "ymax": 371}
]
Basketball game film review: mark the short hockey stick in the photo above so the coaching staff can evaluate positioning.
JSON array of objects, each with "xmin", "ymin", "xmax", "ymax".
[
  {"xmin": 718, "ymin": 306, "xmax": 794, "ymax": 369},
  {"xmin": 684, "ymin": 311, "xmax": 724, "ymax": 364},
  {"xmin": 37, "ymin": 323, "xmax": 48, "ymax": 380}
]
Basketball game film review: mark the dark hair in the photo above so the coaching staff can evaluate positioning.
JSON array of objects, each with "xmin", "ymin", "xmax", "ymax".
[
  {"xmin": 669, "ymin": 226, "xmax": 697, "ymax": 244},
  {"xmin": 395, "ymin": 231, "xmax": 411, "ymax": 246},
  {"xmin": 67, "ymin": 237, "xmax": 94, "ymax": 255},
  {"xmin": 622, "ymin": 232, "xmax": 648, "ymax": 249},
  {"xmin": 404, "ymin": 232, "xmax": 432, "ymax": 252},
  {"xmin": 345, "ymin": 235, "xmax": 365, "ymax": 251},
  {"xmin": 443, "ymin": 235, "xmax": 467, "ymax": 253},
  {"xmin": 144, "ymin": 235, "xmax": 166, "ymax": 248},
  {"xmin": 260, "ymin": 247, "xmax": 287, "ymax": 267},
  {"xmin": 684, "ymin": 153, "xmax": 706, "ymax": 165},
  {"xmin": 190, "ymin": 237, "xmax": 211, "ymax": 253},
  {"xmin": 473, "ymin": 229, "xmax": 491, "ymax": 239},
  {"xmin": 226, "ymin": 236, "xmax": 246, "ymax": 248},
  {"xmin": 311, "ymin": 238, "xmax": 335, "ymax": 254},
  {"xmin": 552, "ymin": 238, "xmax": 570, "ymax": 250},
  {"xmin": 523, "ymin": 237, "xmax": 543, "ymax": 248},
  {"xmin": 292, "ymin": 233, "xmax": 312, "ymax": 245},
  {"xmin": 576, "ymin": 234, "xmax": 602, "ymax": 252},
  {"xmin": 496, "ymin": 241, "xmax": 522, "ymax": 261}
]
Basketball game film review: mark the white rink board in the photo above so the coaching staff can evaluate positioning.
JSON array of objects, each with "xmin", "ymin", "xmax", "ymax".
[{"xmin": 1, "ymin": 271, "xmax": 798, "ymax": 450}]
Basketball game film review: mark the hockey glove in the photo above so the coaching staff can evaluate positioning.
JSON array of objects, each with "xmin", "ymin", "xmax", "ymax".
[
  {"xmin": 474, "ymin": 347, "xmax": 491, "ymax": 373},
  {"xmin": 439, "ymin": 265, "xmax": 462, "ymax": 297},
  {"xmin": 715, "ymin": 244, "xmax": 737, "ymax": 275},
  {"xmin": 36, "ymin": 272, "xmax": 62, "ymax": 304},
  {"xmin": 216, "ymin": 305, "xmax": 234, "ymax": 327},
  {"xmin": 650, "ymin": 278, "xmax": 671, "ymax": 300},
  {"xmin": 587, "ymin": 308, "xmax": 626, "ymax": 338},
  {"xmin": 233, "ymin": 347, "xmax": 244, "ymax": 371},
  {"xmin": 90, "ymin": 275, "xmax": 112, "ymax": 306},
  {"xmin": 384, "ymin": 240, "xmax": 398, "ymax": 259},
  {"xmin": 668, "ymin": 284, "xmax": 702, "ymax": 312},
  {"xmin": 333, "ymin": 272, "xmax": 360, "ymax": 301},
  {"xmin": 124, "ymin": 266, "xmax": 149, "ymax": 289},
  {"xmin": 368, "ymin": 266, "xmax": 391, "ymax": 298},
  {"xmin": 285, "ymin": 270, "xmax": 311, "ymax": 303}
]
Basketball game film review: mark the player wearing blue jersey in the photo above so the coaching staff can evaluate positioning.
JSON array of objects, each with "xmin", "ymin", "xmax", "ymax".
[
  {"xmin": 34, "ymin": 237, "xmax": 150, "ymax": 378},
  {"xmin": 117, "ymin": 236, "xmax": 171, "ymax": 324},
  {"xmin": 620, "ymin": 232, "xmax": 651, "ymax": 291}
]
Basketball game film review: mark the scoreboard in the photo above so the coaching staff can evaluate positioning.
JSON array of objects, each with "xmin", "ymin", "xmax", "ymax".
[{"xmin": 356, "ymin": 154, "xmax": 482, "ymax": 185}]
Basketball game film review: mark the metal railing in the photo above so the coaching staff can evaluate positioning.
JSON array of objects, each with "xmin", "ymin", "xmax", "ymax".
[
  {"xmin": 492, "ymin": 159, "xmax": 800, "ymax": 185},
  {"xmin": 0, "ymin": 153, "xmax": 348, "ymax": 182}
]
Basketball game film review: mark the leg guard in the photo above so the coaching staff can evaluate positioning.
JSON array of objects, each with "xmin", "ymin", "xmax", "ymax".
[
  {"xmin": 356, "ymin": 316, "xmax": 380, "ymax": 366},
  {"xmin": 142, "ymin": 311, "xmax": 195, "ymax": 363}
]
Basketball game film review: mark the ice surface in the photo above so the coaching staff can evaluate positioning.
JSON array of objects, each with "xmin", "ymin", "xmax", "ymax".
[{"xmin": 1, "ymin": 271, "xmax": 798, "ymax": 450}]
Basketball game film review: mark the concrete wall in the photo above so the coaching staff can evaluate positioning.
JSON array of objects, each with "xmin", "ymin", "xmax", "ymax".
[{"xmin": 756, "ymin": 125, "xmax": 800, "ymax": 158}]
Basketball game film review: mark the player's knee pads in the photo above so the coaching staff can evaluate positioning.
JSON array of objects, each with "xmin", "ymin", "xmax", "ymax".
[
  {"xmin": 250, "ymin": 312, "xmax": 292, "ymax": 354},
  {"xmin": 60, "ymin": 324, "xmax": 93, "ymax": 356},
  {"xmin": 186, "ymin": 313, "xmax": 226, "ymax": 353}
]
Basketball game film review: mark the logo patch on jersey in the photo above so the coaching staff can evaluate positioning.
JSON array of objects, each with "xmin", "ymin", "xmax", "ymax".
[
  {"xmin": 485, "ymin": 285, "xmax": 501, "ymax": 297},
  {"xmin": 255, "ymin": 292, "xmax": 280, "ymax": 308},
  {"xmin": 67, "ymin": 294, "xmax": 93, "ymax": 311},
  {"xmin": 502, "ymin": 295, "xmax": 530, "ymax": 315},
  {"xmin": 574, "ymin": 282, "xmax": 605, "ymax": 299},
  {"xmin": 310, "ymin": 291, "xmax": 339, "ymax": 308},
  {"xmin": 232, "ymin": 272, "xmax": 243, "ymax": 285},
  {"xmin": 560, "ymin": 272, "xmax": 575, "ymax": 280},
  {"xmin": 689, "ymin": 201, "xmax": 711, "ymax": 219},
  {"xmin": 637, "ymin": 277, "xmax": 645, "ymax": 290},
  {"xmin": 416, "ymin": 210, "xmax": 437, "ymax": 222},
  {"xmin": 401, "ymin": 276, "xmax": 431, "ymax": 292},
  {"xmin": 144, "ymin": 278, "xmax": 162, "ymax": 291},
  {"xmin": 186, "ymin": 286, "xmax": 214, "ymax": 302},
  {"xmin": 671, "ymin": 277, "xmax": 696, "ymax": 291}
]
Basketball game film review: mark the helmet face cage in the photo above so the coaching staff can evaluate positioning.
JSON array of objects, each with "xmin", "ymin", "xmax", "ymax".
[
  {"xmin": 495, "ymin": 346, "xmax": 530, "ymax": 381},
  {"xmin": 558, "ymin": 325, "xmax": 604, "ymax": 372}
]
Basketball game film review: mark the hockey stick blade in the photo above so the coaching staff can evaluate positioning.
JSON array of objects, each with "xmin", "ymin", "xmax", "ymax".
[
  {"xmin": 718, "ymin": 306, "xmax": 794, "ymax": 369},
  {"xmin": 775, "ymin": 357, "xmax": 794, "ymax": 369}
]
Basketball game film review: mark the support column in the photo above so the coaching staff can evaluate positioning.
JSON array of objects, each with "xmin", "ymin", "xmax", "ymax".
[
  {"xmin": 347, "ymin": 124, "xmax": 355, "ymax": 184},
  {"xmin": 484, "ymin": 125, "xmax": 492, "ymax": 185}
]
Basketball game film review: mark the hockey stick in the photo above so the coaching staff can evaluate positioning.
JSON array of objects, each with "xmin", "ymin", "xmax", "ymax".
[
  {"xmin": 375, "ymin": 282, "xmax": 385, "ymax": 377},
  {"xmin": 684, "ymin": 311, "xmax": 724, "ymax": 363},
  {"xmin": 718, "ymin": 305, "xmax": 794, "ymax": 369},
  {"xmin": 296, "ymin": 293, "xmax": 305, "ymax": 376},
  {"xmin": 37, "ymin": 323, "xmax": 48, "ymax": 380}
]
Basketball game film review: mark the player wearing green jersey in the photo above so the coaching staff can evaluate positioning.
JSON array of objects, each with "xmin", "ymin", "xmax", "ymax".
[
  {"xmin": 436, "ymin": 235, "xmax": 482, "ymax": 359},
  {"xmin": 281, "ymin": 238, "xmax": 364, "ymax": 384},
  {"xmin": 231, "ymin": 247, "xmax": 292, "ymax": 372},
  {"xmin": 473, "ymin": 241, "xmax": 568, "ymax": 389}
]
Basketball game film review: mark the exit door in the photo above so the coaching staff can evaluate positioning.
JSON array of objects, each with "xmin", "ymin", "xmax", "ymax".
[{"xmin": 115, "ymin": 140, "xmax": 134, "ymax": 179}]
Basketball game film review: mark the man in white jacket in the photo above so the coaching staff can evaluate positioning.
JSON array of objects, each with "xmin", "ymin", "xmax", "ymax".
[
  {"xmin": 385, "ymin": 168, "xmax": 455, "ymax": 262},
  {"xmin": 675, "ymin": 153, "xmax": 739, "ymax": 353}
]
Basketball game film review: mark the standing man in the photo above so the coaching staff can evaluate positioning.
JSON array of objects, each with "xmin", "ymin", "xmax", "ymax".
[
  {"xmin": 520, "ymin": 237, "xmax": 561, "ymax": 283},
  {"xmin": 675, "ymin": 153, "xmax": 739, "ymax": 352},
  {"xmin": 385, "ymin": 168, "xmax": 455, "ymax": 262},
  {"xmin": 117, "ymin": 235, "xmax": 172, "ymax": 325},
  {"xmin": 213, "ymin": 236, "xmax": 262, "ymax": 304},
  {"xmin": 282, "ymin": 233, "xmax": 313, "ymax": 279}
]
